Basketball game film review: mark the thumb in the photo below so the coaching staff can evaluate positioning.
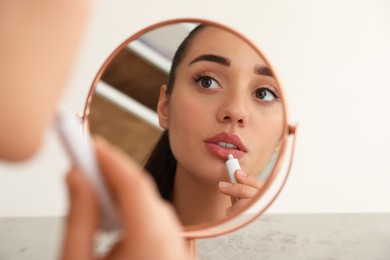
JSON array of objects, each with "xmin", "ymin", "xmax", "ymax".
[{"xmin": 60, "ymin": 167, "xmax": 98, "ymax": 260}]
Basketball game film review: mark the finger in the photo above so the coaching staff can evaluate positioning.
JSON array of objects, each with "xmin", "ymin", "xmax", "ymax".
[
  {"xmin": 104, "ymin": 202, "xmax": 187, "ymax": 260},
  {"xmin": 231, "ymin": 169, "xmax": 261, "ymax": 203},
  {"xmin": 226, "ymin": 199, "xmax": 251, "ymax": 216},
  {"xmin": 60, "ymin": 167, "xmax": 98, "ymax": 260},
  {"xmin": 93, "ymin": 136, "xmax": 163, "ymax": 227},
  {"xmin": 234, "ymin": 169, "xmax": 263, "ymax": 190},
  {"xmin": 93, "ymin": 136, "xmax": 187, "ymax": 258},
  {"xmin": 230, "ymin": 195, "xmax": 238, "ymax": 205},
  {"xmin": 219, "ymin": 181, "xmax": 258, "ymax": 199}
]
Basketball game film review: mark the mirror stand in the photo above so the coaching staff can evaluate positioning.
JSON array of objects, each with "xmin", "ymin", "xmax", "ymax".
[{"xmin": 185, "ymin": 238, "xmax": 198, "ymax": 260}]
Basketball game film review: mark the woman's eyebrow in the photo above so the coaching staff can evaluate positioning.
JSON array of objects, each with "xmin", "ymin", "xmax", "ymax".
[
  {"xmin": 255, "ymin": 65, "xmax": 274, "ymax": 77},
  {"xmin": 188, "ymin": 55, "xmax": 274, "ymax": 77},
  {"xmin": 188, "ymin": 54, "xmax": 230, "ymax": 66}
]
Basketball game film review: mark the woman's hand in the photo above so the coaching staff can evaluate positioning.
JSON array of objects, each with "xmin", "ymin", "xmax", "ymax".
[
  {"xmin": 61, "ymin": 136, "xmax": 189, "ymax": 260},
  {"xmin": 218, "ymin": 169, "xmax": 263, "ymax": 216}
]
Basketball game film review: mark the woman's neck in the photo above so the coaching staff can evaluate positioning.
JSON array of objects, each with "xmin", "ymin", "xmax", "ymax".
[{"xmin": 172, "ymin": 164, "xmax": 232, "ymax": 226}]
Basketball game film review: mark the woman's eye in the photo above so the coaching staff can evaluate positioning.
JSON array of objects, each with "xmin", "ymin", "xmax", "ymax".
[
  {"xmin": 196, "ymin": 76, "xmax": 219, "ymax": 89},
  {"xmin": 254, "ymin": 86, "xmax": 279, "ymax": 102}
]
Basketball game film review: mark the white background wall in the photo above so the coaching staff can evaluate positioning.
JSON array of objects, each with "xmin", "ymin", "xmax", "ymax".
[{"xmin": 0, "ymin": 0, "xmax": 389, "ymax": 217}]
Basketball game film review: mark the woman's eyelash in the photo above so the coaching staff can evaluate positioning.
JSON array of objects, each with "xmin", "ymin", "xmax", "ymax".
[
  {"xmin": 191, "ymin": 72, "xmax": 217, "ymax": 82},
  {"xmin": 256, "ymin": 84, "xmax": 281, "ymax": 101}
]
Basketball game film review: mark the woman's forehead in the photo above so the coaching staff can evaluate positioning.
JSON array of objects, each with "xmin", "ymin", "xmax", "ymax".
[{"xmin": 182, "ymin": 26, "xmax": 266, "ymax": 66}]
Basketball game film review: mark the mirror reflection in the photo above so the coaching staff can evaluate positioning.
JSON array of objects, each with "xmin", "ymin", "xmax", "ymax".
[{"xmin": 88, "ymin": 22, "xmax": 284, "ymax": 227}]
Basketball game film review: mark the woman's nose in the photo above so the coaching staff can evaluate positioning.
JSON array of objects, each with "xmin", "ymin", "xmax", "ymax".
[{"xmin": 216, "ymin": 94, "xmax": 249, "ymax": 127}]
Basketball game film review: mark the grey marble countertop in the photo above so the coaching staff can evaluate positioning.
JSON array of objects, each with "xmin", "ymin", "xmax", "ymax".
[{"xmin": 0, "ymin": 214, "xmax": 389, "ymax": 260}]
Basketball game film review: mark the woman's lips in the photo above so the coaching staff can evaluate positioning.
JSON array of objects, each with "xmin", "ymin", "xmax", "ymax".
[{"xmin": 204, "ymin": 132, "xmax": 246, "ymax": 159}]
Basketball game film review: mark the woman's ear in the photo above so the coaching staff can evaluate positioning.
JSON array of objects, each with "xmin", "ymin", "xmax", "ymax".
[{"xmin": 157, "ymin": 84, "xmax": 170, "ymax": 129}]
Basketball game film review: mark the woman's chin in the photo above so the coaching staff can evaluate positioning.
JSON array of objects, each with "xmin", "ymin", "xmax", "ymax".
[{"xmin": 0, "ymin": 130, "xmax": 45, "ymax": 162}]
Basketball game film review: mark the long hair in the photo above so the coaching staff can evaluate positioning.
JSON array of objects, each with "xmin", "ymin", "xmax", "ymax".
[{"xmin": 144, "ymin": 24, "xmax": 207, "ymax": 201}]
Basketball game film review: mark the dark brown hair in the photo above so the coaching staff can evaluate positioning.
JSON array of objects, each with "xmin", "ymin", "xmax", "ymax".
[{"xmin": 144, "ymin": 24, "xmax": 207, "ymax": 201}]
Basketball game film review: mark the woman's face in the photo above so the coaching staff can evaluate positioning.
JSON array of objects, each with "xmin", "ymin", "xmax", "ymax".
[
  {"xmin": 158, "ymin": 26, "xmax": 284, "ymax": 185},
  {"xmin": 0, "ymin": 0, "xmax": 90, "ymax": 161}
]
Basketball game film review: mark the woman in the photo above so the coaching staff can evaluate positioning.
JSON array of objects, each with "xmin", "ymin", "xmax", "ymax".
[
  {"xmin": 0, "ymin": 1, "xmax": 189, "ymax": 259},
  {"xmin": 146, "ymin": 24, "xmax": 284, "ymax": 226}
]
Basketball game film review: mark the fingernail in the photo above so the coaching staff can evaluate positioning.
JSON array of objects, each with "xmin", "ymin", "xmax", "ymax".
[
  {"xmin": 219, "ymin": 181, "xmax": 232, "ymax": 188},
  {"xmin": 237, "ymin": 169, "xmax": 248, "ymax": 177}
]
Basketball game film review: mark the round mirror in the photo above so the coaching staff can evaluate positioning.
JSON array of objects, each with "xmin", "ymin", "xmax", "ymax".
[{"xmin": 83, "ymin": 19, "xmax": 295, "ymax": 237}]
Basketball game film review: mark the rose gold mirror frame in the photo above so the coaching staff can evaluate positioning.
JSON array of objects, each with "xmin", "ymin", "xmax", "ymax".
[{"xmin": 81, "ymin": 18, "xmax": 297, "ymax": 259}]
